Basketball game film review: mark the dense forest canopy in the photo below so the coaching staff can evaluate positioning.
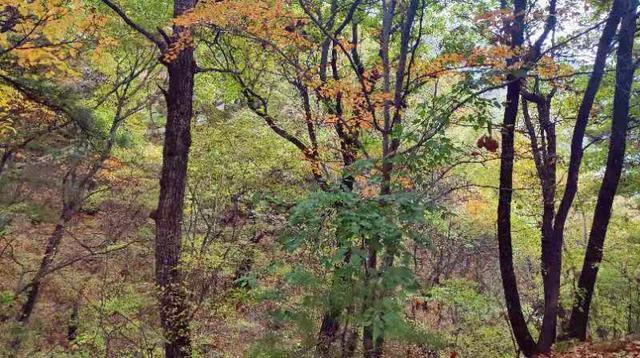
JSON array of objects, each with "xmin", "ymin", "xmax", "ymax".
[{"xmin": 0, "ymin": 0, "xmax": 639, "ymax": 357}]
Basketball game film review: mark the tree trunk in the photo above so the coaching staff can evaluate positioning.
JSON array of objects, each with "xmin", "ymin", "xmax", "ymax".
[
  {"xmin": 552, "ymin": 0, "xmax": 624, "ymax": 237},
  {"xmin": 362, "ymin": 248, "xmax": 381, "ymax": 358},
  {"xmin": 340, "ymin": 310, "xmax": 358, "ymax": 358},
  {"xmin": 551, "ymin": 5, "xmax": 624, "ymax": 340},
  {"xmin": 362, "ymin": 0, "xmax": 418, "ymax": 354},
  {"xmin": 566, "ymin": 0, "xmax": 638, "ymax": 340},
  {"xmin": 317, "ymin": 309, "xmax": 342, "ymax": 357},
  {"xmin": 551, "ymin": 0, "xmax": 623, "ymax": 343},
  {"xmin": 0, "ymin": 149, "xmax": 12, "ymax": 178},
  {"xmin": 496, "ymin": 0, "xmax": 537, "ymax": 355},
  {"xmin": 154, "ymin": 1, "xmax": 196, "ymax": 356},
  {"xmin": 316, "ymin": 161, "xmax": 356, "ymax": 356},
  {"xmin": 533, "ymin": 97, "xmax": 561, "ymax": 352},
  {"xmin": 498, "ymin": 77, "xmax": 538, "ymax": 357},
  {"xmin": 17, "ymin": 208, "xmax": 73, "ymax": 323},
  {"xmin": 67, "ymin": 296, "xmax": 80, "ymax": 342}
]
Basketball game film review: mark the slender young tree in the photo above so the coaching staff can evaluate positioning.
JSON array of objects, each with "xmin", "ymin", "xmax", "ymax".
[{"xmin": 361, "ymin": 1, "xmax": 420, "ymax": 356}]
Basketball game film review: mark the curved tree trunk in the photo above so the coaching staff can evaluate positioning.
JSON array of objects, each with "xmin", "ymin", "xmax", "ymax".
[
  {"xmin": 565, "ymin": 0, "xmax": 638, "ymax": 341},
  {"xmin": 496, "ymin": 0, "xmax": 537, "ymax": 355}
]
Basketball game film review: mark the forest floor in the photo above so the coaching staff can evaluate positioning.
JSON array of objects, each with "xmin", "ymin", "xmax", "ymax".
[{"xmin": 554, "ymin": 335, "xmax": 640, "ymax": 357}]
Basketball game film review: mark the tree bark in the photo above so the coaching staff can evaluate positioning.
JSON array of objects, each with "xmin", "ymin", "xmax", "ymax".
[
  {"xmin": 495, "ymin": 0, "xmax": 539, "ymax": 355},
  {"xmin": 154, "ymin": 1, "xmax": 196, "ymax": 356},
  {"xmin": 155, "ymin": 0, "xmax": 195, "ymax": 358},
  {"xmin": 522, "ymin": 92, "xmax": 559, "ymax": 352},
  {"xmin": 566, "ymin": 0, "xmax": 638, "ymax": 341},
  {"xmin": 537, "ymin": 99, "xmax": 561, "ymax": 352},
  {"xmin": 551, "ymin": 0, "xmax": 624, "ymax": 324},
  {"xmin": 553, "ymin": 0, "xmax": 624, "ymax": 235}
]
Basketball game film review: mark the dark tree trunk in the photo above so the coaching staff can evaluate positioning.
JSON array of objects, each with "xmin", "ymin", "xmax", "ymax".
[
  {"xmin": 67, "ymin": 297, "xmax": 80, "ymax": 342},
  {"xmin": 317, "ymin": 309, "xmax": 342, "ymax": 357},
  {"xmin": 340, "ymin": 310, "xmax": 358, "ymax": 358},
  {"xmin": 551, "ymin": 5, "xmax": 625, "ymax": 339},
  {"xmin": 498, "ymin": 79, "xmax": 538, "ymax": 357},
  {"xmin": 538, "ymin": 103, "xmax": 561, "ymax": 352},
  {"xmin": 566, "ymin": 0, "xmax": 638, "ymax": 341},
  {"xmin": 548, "ymin": 0, "xmax": 624, "ymax": 343},
  {"xmin": 496, "ymin": 0, "xmax": 537, "ymax": 355},
  {"xmin": 16, "ymin": 211, "xmax": 71, "ymax": 323},
  {"xmin": 523, "ymin": 92, "xmax": 560, "ymax": 352},
  {"xmin": 552, "ymin": 0, "xmax": 624, "ymax": 238},
  {"xmin": 154, "ymin": 1, "xmax": 196, "ymax": 356},
  {"xmin": 0, "ymin": 149, "xmax": 12, "ymax": 178}
]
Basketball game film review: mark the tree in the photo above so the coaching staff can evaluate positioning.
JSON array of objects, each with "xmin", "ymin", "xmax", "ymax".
[
  {"xmin": 99, "ymin": 0, "xmax": 204, "ymax": 355},
  {"xmin": 566, "ymin": 0, "xmax": 638, "ymax": 341},
  {"xmin": 494, "ymin": 0, "xmax": 538, "ymax": 354},
  {"xmin": 491, "ymin": 0, "xmax": 637, "ymax": 353}
]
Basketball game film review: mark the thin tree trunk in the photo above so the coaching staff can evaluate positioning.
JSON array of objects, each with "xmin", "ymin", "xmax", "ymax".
[
  {"xmin": 340, "ymin": 307, "xmax": 358, "ymax": 358},
  {"xmin": 551, "ymin": 4, "xmax": 625, "ymax": 335},
  {"xmin": 539, "ymin": 133, "xmax": 561, "ymax": 351},
  {"xmin": 317, "ymin": 8, "xmax": 359, "ymax": 350},
  {"xmin": 67, "ymin": 295, "xmax": 81, "ymax": 342},
  {"xmin": 498, "ymin": 77, "xmax": 537, "ymax": 357},
  {"xmin": 362, "ymin": 247, "xmax": 381, "ymax": 358},
  {"xmin": 523, "ymin": 93, "xmax": 560, "ymax": 352},
  {"xmin": 0, "ymin": 149, "xmax": 12, "ymax": 178},
  {"xmin": 362, "ymin": 0, "xmax": 418, "ymax": 354},
  {"xmin": 154, "ymin": 1, "xmax": 196, "ymax": 356},
  {"xmin": 16, "ymin": 209, "xmax": 72, "ymax": 323},
  {"xmin": 496, "ymin": 0, "xmax": 537, "ymax": 355},
  {"xmin": 566, "ymin": 0, "xmax": 638, "ymax": 340},
  {"xmin": 552, "ymin": 0, "xmax": 624, "ymax": 238},
  {"xmin": 523, "ymin": 93, "xmax": 560, "ymax": 351}
]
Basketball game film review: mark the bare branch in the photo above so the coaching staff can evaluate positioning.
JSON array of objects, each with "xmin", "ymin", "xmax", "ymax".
[{"xmin": 99, "ymin": 0, "xmax": 166, "ymax": 51}]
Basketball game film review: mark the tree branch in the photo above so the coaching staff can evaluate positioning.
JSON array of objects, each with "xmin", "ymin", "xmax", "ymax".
[{"xmin": 99, "ymin": 0, "xmax": 166, "ymax": 51}]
